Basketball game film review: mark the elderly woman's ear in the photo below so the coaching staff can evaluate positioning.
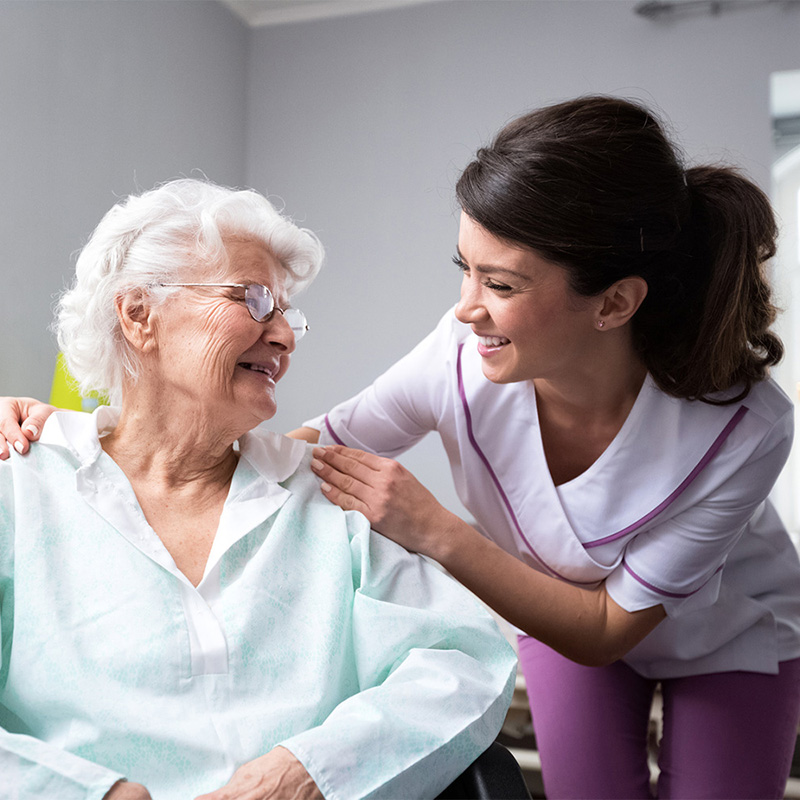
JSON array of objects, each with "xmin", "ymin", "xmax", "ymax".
[{"xmin": 115, "ymin": 290, "xmax": 157, "ymax": 352}]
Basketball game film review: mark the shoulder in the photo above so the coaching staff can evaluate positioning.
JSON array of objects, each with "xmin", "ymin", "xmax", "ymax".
[
  {"xmin": 641, "ymin": 377, "xmax": 793, "ymax": 484},
  {"xmin": 736, "ymin": 377, "xmax": 793, "ymax": 429},
  {"xmin": 687, "ymin": 378, "xmax": 792, "ymax": 454},
  {"xmin": 404, "ymin": 306, "xmax": 472, "ymax": 362},
  {"xmin": 279, "ymin": 445, "xmax": 368, "ymax": 531},
  {"xmin": 645, "ymin": 376, "xmax": 791, "ymax": 438},
  {"xmin": 613, "ymin": 376, "xmax": 791, "ymax": 501}
]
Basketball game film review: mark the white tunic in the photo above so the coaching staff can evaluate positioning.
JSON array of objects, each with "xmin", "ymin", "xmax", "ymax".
[{"xmin": 306, "ymin": 308, "xmax": 800, "ymax": 679}]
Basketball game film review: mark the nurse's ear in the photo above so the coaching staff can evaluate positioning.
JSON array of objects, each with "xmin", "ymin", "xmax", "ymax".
[
  {"xmin": 595, "ymin": 276, "xmax": 648, "ymax": 330},
  {"xmin": 115, "ymin": 290, "xmax": 158, "ymax": 353}
]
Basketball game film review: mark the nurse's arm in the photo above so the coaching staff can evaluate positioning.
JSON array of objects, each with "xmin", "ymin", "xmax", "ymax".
[
  {"xmin": 286, "ymin": 427, "xmax": 321, "ymax": 444},
  {"xmin": 436, "ymin": 518, "xmax": 666, "ymax": 667},
  {"xmin": 310, "ymin": 444, "xmax": 665, "ymax": 667}
]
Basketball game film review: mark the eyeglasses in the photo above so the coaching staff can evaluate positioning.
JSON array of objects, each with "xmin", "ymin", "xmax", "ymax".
[{"xmin": 158, "ymin": 283, "xmax": 308, "ymax": 341}]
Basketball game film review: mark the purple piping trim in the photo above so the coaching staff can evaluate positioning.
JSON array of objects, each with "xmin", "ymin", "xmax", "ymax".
[
  {"xmin": 324, "ymin": 414, "xmax": 347, "ymax": 446},
  {"xmin": 623, "ymin": 561, "xmax": 724, "ymax": 599},
  {"xmin": 456, "ymin": 344, "xmax": 571, "ymax": 581},
  {"xmin": 584, "ymin": 405, "xmax": 749, "ymax": 549}
]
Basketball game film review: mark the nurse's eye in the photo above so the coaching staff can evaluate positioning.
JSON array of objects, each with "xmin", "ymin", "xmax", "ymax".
[
  {"xmin": 452, "ymin": 255, "xmax": 469, "ymax": 273},
  {"xmin": 484, "ymin": 279, "xmax": 513, "ymax": 293}
]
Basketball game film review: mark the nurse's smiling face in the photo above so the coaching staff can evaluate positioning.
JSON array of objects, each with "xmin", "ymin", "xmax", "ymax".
[{"xmin": 454, "ymin": 212, "xmax": 596, "ymax": 385}]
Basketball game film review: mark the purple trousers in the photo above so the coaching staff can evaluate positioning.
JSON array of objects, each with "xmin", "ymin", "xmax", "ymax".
[{"xmin": 519, "ymin": 635, "xmax": 800, "ymax": 799}]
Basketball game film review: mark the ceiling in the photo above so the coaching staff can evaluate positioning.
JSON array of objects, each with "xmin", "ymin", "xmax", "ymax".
[{"xmin": 218, "ymin": 0, "xmax": 444, "ymax": 27}]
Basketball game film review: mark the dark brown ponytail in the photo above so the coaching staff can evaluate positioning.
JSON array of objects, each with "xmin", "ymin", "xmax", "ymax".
[
  {"xmin": 669, "ymin": 166, "xmax": 782, "ymax": 401},
  {"xmin": 455, "ymin": 96, "xmax": 783, "ymax": 403}
]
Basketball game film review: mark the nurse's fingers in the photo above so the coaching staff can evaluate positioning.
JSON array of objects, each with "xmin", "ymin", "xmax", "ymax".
[
  {"xmin": 318, "ymin": 479, "xmax": 372, "ymax": 518},
  {"xmin": 0, "ymin": 397, "xmax": 51, "ymax": 459},
  {"xmin": 311, "ymin": 449, "xmax": 372, "ymax": 502},
  {"xmin": 311, "ymin": 445, "xmax": 384, "ymax": 485}
]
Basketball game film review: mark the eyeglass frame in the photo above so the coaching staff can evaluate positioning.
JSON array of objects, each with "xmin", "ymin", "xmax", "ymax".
[{"xmin": 156, "ymin": 283, "xmax": 309, "ymax": 340}]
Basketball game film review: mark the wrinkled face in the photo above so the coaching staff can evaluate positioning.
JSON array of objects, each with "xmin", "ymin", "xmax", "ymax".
[
  {"xmin": 454, "ymin": 212, "xmax": 596, "ymax": 385},
  {"xmin": 148, "ymin": 237, "xmax": 296, "ymax": 430}
]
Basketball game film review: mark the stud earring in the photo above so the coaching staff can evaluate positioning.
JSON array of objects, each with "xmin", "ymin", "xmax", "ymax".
[{"xmin": 597, "ymin": 320, "xmax": 605, "ymax": 328}]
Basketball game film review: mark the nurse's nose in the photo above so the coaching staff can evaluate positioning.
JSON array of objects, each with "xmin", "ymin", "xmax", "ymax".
[{"xmin": 455, "ymin": 273, "xmax": 489, "ymax": 325}]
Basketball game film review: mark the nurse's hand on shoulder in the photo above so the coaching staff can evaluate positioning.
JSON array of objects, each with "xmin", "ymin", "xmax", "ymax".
[
  {"xmin": 0, "ymin": 396, "xmax": 55, "ymax": 459},
  {"xmin": 311, "ymin": 445, "xmax": 458, "ymax": 558},
  {"xmin": 194, "ymin": 747, "xmax": 322, "ymax": 800}
]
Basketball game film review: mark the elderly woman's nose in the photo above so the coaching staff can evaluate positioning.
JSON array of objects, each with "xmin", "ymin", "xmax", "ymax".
[{"xmin": 262, "ymin": 313, "xmax": 296, "ymax": 352}]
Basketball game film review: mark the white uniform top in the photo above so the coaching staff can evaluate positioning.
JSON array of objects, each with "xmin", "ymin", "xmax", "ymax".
[{"xmin": 306, "ymin": 308, "xmax": 800, "ymax": 679}]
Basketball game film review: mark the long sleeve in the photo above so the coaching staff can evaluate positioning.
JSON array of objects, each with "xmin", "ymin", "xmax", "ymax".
[
  {"xmin": 0, "ymin": 732, "xmax": 124, "ymax": 800},
  {"xmin": 0, "ymin": 456, "xmax": 126, "ymax": 800},
  {"xmin": 305, "ymin": 308, "xmax": 462, "ymax": 457},
  {"xmin": 279, "ymin": 509, "xmax": 517, "ymax": 800}
]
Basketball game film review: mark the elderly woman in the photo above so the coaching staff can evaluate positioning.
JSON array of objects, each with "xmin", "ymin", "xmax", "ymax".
[{"xmin": 0, "ymin": 179, "xmax": 516, "ymax": 800}]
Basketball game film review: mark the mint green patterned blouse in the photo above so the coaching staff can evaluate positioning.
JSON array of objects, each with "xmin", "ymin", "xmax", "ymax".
[{"xmin": 0, "ymin": 409, "xmax": 516, "ymax": 800}]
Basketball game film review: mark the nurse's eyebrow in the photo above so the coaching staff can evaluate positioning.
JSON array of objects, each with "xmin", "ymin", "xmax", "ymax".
[{"xmin": 456, "ymin": 247, "xmax": 529, "ymax": 281}]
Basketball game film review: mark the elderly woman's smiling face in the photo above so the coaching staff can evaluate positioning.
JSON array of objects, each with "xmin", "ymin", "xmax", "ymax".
[{"xmin": 144, "ymin": 237, "xmax": 296, "ymax": 431}]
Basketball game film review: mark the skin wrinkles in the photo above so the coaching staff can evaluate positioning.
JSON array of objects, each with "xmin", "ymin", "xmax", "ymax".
[
  {"xmin": 148, "ymin": 240, "xmax": 293, "ymax": 434},
  {"xmin": 102, "ymin": 238, "xmax": 296, "ymax": 492}
]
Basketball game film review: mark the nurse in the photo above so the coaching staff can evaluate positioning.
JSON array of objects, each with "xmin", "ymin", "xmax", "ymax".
[
  {"xmin": 299, "ymin": 96, "xmax": 800, "ymax": 799},
  {"xmin": 3, "ymin": 95, "xmax": 800, "ymax": 798}
]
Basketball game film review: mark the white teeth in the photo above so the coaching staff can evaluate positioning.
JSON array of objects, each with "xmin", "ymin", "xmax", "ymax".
[
  {"xmin": 239, "ymin": 362, "xmax": 277, "ymax": 378},
  {"xmin": 478, "ymin": 336, "xmax": 510, "ymax": 347}
]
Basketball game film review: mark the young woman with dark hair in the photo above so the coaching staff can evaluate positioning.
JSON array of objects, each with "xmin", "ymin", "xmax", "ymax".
[{"xmin": 3, "ymin": 97, "xmax": 800, "ymax": 798}]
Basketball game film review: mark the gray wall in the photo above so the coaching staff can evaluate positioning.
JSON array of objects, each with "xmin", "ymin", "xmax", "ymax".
[
  {"xmin": 2, "ymin": 0, "xmax": 799, "ymax": 513},
  {"xmin": 0, "ymin": 0, "xmax": 248, "ymax": 400},
  {"xmin": 246, "ymin": 0, "xmax": 800, "ymax": 510}
]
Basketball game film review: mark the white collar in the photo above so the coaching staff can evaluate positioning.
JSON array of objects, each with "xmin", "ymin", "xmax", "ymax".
[
  {"xmin": 39, "ymin": 408, "xmax": 309, "ymax": 591},
  {"xmin": 39, "ymin": 408, "xmax": 307, "ymax": 480}
]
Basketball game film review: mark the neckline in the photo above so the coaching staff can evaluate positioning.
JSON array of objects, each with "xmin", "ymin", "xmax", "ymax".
[{"xmin": 537, "ymin": 372, "xmax": 654, "ymax": 493}]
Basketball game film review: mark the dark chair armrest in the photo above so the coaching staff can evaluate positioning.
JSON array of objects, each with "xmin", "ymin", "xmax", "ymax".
[{"xmin": 436, "ymin": 741, "xmax": 532, "ymax": 800}]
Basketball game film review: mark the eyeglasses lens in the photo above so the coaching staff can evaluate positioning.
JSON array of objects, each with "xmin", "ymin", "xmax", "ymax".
[
  {"xmin": 243, "ymin": 284, "xmax": 308, "ymax": 340},
  {"xmin": 244, "ymin": 284, "xmax": 274, "ymax": 322},
  {"xmin": 283, "ymin": 308, "xmax": 308, "ymax": 341}
]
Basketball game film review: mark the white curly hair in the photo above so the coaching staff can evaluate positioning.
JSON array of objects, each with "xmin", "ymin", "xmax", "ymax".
[{"xmin": 55, "ymin": 179, "xmax": 324, "ymax": 405}]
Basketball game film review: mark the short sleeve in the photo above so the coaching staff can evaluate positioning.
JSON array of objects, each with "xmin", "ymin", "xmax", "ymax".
[
  {"xmin": 606, "ymin": 404, "xmax": 794, "ymax": 618},
  {"xmin": 304, "ymin": 309, "xmax": 461, "ymax": 456}
]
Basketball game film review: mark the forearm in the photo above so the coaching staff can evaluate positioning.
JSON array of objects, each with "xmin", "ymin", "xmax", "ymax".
[
  {"xmin": 286, "ymin": 427, "xmax": 320, "ymax": 444},
  {"xmin": 194, "ymin": 747, "xmax": 322, "ymax": 800},
  {"xmin": 432, "ymin": 513, "xmax": 664, "ymax": 666},
  {"xmin": 309, "ymin": 444, "xmax": 665, "ymax": 665}
]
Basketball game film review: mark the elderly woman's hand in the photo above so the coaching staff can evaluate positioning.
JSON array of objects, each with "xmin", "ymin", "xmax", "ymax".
[
  {"xmin": 194, "ymin": 747, "xmax": 322, "ymax": 800},
  {"xmin": 103, "ymin": 780, "xmax": 152, "ymax": 800},
  {"xmin": 0, "ymin": 396, "xmax": 55, "ymax": 459},
  {"xmin": 310, "ymin": 445, "xmax": 459, "ymax": 560}
]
